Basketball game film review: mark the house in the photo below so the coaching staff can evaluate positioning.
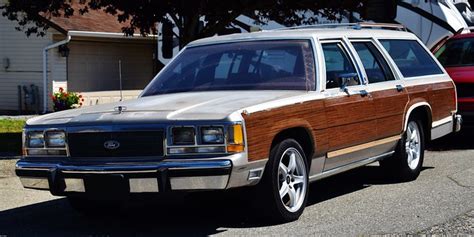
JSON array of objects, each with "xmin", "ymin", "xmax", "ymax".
[{"xmin": 0, "ymin": 0, "xmax": 158, "ymax": 114}]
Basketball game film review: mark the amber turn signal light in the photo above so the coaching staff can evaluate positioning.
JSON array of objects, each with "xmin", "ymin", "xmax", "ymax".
[{"xmin": 227, "ymin": 124, "xmax": 245, "ymax": 153}]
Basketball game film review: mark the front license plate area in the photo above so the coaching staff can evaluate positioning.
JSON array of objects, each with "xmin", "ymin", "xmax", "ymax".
[{"xmin": 84, "ymin": 174, "xmax": 129, "ymax": 196}]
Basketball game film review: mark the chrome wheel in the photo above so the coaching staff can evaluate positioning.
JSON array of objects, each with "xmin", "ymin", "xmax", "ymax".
[
  {"xmin": 405, "ymin": 121, "xmax": 421, "ymax": 170},
  {"xmin": 278, "ymin": 147, "xmax": 308, "ymax": 213}
]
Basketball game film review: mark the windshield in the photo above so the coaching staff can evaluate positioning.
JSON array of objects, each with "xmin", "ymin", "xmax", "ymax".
[
  {"xmin": 436, "ymin": 37, "xmax": 474, "ymax": 67},
  {"xmin": 141, "ymin": 40, "xmax": 315, "ymax": 96}
]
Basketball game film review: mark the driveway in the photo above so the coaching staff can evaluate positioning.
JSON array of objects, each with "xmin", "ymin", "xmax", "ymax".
[{"xmin": 0, "ymin": 128, "xmax": 473, "ymax": 236}]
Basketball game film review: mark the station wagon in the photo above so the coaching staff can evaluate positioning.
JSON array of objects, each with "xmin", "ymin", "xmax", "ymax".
[{"xmin": 16, "ymin": 23, "xmax": 461, "ymax": 222}]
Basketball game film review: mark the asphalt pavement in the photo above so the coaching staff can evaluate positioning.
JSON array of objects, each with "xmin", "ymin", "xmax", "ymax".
[{"xmin": 0, "ymin": 128, "xmax": 473, "ymax": 236}]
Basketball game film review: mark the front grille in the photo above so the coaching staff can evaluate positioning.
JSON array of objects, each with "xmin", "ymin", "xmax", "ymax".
[
  {"xmin": 68, "ymin": 131, "xmax": 164, "ymax": 158},
  {"xmin": 456, "ymin": 83, "xmax": 474, "ymax": 98}
]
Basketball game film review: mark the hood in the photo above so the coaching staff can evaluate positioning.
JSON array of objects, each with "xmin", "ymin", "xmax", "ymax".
[{"xmin": 27, "ymin": 90, "xmax": 306, "ymax": 126}]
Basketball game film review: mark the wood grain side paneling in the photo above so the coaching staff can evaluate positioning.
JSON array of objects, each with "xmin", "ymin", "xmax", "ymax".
[
  {"xmin": 326, "ymin": 119, "xmax": 377, "ymax": 151},
  {"xmin": 429, "ymin": 81, "xmax": 456, "ymax": 122},
  {"xmin": 243, "ymin": 99, "xmax": 327, "ymax": 162},
  {"xmin": 323, "ymin": 93, "xmax": 376, "ymax": 153},
  {"xmin": 370, "ymin": 88, "xmax": 409, "ymax": 140},
  {"xmin": 244, "ymin": 93, "xmax": 376, "ymax": 161},
  {"xmin": 405, "ymin": 81, "xmax": 456, "ymax": 124},
  {"xmin": 243, "ymin": 81, "xmax": 455, "ymax": 162}
]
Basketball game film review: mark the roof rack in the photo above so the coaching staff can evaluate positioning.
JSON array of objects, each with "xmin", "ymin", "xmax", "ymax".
[
  {"xmin": 466, "ymin": 26, "xmax": 474, "ymax": 32},
  {"xmin": 277, "ymin": 22, "xmax": 407, "ymax": 32}
]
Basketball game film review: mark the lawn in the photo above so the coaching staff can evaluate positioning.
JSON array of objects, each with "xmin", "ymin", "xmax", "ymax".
[
  {"xmin": 0, "ymin": 119, "xmax": 26, "ymax": 156},
  {"xmin": 0, "ymin": 119, "xmax": 25, "ymax": 133}
]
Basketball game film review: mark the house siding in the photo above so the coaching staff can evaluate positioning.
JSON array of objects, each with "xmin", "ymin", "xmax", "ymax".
[{"xmin": 0, "ymin": 8, "xmax": 67, "ymax": 112}]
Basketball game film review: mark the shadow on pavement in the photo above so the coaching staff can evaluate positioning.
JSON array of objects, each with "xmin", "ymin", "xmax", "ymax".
[
  {"xmin": 428, "ymin": 125, "xmax": 474, "ymax": 151},
  {"xmin": 0, "ymin": 163, "xmax": 433, "ymax": 237}
]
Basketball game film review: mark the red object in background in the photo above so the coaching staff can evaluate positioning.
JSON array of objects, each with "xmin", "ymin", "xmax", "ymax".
[{"xmin": 434, "ymin": 31, "xmax": 474, "ymax": 121}]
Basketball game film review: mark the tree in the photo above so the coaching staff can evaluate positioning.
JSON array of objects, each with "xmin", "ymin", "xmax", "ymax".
[{"xmin": 1, "ymin": 0, "xmax": 367, "ymax": 47}]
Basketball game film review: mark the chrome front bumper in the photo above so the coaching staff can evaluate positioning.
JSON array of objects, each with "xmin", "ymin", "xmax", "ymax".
[{"xmin": 16, "ymin": 153, "xmax": 267, "ymax": 195}]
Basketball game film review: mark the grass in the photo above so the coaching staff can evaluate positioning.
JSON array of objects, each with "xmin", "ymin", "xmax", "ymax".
[
  {"xmin": 0, "ymin": 119, "xmax": 26, "ymax": 133},
  {"xmin": 0, "ymin": 119, "xmax": 25, "ymax": 155}
]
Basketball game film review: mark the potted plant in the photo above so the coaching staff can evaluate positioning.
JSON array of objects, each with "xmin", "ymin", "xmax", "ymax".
[{"xmin": 51, "ymin": 87, "xmax": 84, "ymax": 112}]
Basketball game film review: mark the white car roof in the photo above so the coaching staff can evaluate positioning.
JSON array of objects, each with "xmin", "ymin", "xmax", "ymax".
[{"xmin": 188, "ymin": 27, "xmax": 418, "ymax": 47}]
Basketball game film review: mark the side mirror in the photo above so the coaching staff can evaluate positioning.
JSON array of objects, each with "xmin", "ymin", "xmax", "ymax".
[{"xmin": 338, "ymin": 73, "xmax": 358, "ymax": 95}]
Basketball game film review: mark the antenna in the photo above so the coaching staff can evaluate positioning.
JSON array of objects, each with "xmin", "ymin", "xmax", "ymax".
[{"xmin": 118, "ymin": 60, "xmax": 123, "ymax": 101}]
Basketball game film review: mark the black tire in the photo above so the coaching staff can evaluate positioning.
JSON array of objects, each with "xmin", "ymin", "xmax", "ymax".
[
  {"xmin": 67, "ymin": 196, "xmax": 122, "ymax": 216},
  {"xmin": 257, "ymin": 139, "xmax": 309, "ymax": 223},
  {"xmin": 380, "ymin": 118, "xmax": 425, "ymax": 181}
]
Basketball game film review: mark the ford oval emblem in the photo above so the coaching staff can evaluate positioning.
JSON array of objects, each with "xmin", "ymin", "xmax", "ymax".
[{"xmin": 104, "ymin": 140, "xmax": 120, "ymax": 150}]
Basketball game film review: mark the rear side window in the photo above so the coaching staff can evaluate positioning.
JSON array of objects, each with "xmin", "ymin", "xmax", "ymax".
[
  {"xmin": 322, "ymin": 42, "xmax": 360, "ymax": 89},
  {"xmin": 380, "ymin": 40, "xmax": 444, "ymax": 77},
  {"xmin": 352, "ymin": 42, "xmax": 395, "ymax": 83},
  {"xmin": 435, "ymin": 38, "xmax": 474, "ymax": 67}
]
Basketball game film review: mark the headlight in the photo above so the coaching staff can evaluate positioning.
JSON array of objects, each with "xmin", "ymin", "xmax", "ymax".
[
  {"xmin": 200, "ymin": 127, "xmax": 224, "ymax": 144},
  {"xmin": 27, "ymin": 132, "xmax": 45, "ymax": 148},
  {"xmin": 171, "ymin": 127, "xmax": 195, "ymax": 145},
  {"xmin": 24, "ymin": 130, "xmax": 68, "ymax": 157},
  {"xmin": 45, "ymin": 131, "xmax": 66, "ymax": 147},
  {"xmin": 167, "ymin": 124, "xmax": 245, "ymax": 155}
]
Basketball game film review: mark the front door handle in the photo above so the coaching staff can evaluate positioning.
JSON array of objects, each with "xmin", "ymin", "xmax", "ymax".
[{"xmin": 396, "ymin": 85, "xmax": 404, "ymax": 92}]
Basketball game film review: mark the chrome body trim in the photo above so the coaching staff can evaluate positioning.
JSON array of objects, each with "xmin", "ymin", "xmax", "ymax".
[
  {"xmin": 327, "ymin": 135, "xmax": 400, "ymax": 159},
  {"xmin": 19, "ymin": 177, "xmax": 50, "ymax": 190},
  {"xmin": 129, "ymin": 178, "xmax": 159, "ymax": 193},
  {"xmin": 431, "ymin": 114, "xmax": 462, "ymax": 139},
  {"xmin": 432, "ymin": 116, "xmax": 453, "ymax": 128},
  {"xmin": 308, "ymin": 156, "xmax": 325, "ymax": 177},
  {"xmin": 454, "ymin": 114, "xmax": 462, "ymax": 133},
  {"xmin": 170, "ymin": 176, "xmax": 229, "ymax": 190},
  {"xmin": 431, "ymin": 118, "xmax": 454, "ymax": 140},
  {"xmin": 64, "ymin": 178, "xmax": 85, "ymax": 192},
  {"xmin": 310, "ymin": 151, "xmax": 395, "ymax": 182},
  {"xmin": 226, "ymin": 157, "xmax": 268, "ymax": 188},
  {"xmin": 324, "ymin": 139, "xmax": 398, "ymax": 171}
]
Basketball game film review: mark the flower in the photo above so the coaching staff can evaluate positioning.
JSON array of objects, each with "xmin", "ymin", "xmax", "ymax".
[{"xmin": 51, "ymin": 89, "xmax": 81, "ymax": 112}]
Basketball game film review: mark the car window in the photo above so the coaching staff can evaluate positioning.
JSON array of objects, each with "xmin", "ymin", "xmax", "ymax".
[
  {"xmin": 380, "ymin": 40, "xmax": 444, "ymax": 77},
  {"xmin": 435, "ymin": 38, "xmax": 474, "ymax": 67},
  {"xmin": 322, "ymin": 42, "xmax": 360, "ymax": 89},
  {"xmin": 141, "ymin": 40, "xmax": 315, "ymax": 96},
  {"xmin": 352, "ymin": 42, "xmax": 395, "ymax": 83}
]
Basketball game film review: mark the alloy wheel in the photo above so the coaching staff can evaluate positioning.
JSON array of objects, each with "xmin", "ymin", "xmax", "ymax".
[{"xmin": 277, "ymin": 147, "xmax": 308, "ymax": 213}]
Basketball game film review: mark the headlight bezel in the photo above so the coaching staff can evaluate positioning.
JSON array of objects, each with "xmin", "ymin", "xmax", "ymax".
[
  {"xmin": 23, "ymin": 129, "xmax": 68, "ymax": 157},
  {"xmin": 166, "ymin": 123, "xmax": 245, "ymax": 156}
]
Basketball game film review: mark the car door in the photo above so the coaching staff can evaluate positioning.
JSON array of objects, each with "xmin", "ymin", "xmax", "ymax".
[
  {"xmin": 350, "ymin": 39, "xmax": 409, "ymax": 155},
  {"xmin": 320, "ymin": 40, "xmax": 377, "ymax": 171}
]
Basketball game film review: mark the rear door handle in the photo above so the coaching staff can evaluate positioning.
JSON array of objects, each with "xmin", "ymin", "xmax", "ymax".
[{"xmin": 396, "ymin": 85, "xmax": 404, "ymax": 92}]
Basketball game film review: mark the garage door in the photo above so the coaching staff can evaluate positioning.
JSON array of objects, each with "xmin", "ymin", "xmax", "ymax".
[{"xmin": 68, "ymin": 40, "xmax": 154, "ymax": 92}]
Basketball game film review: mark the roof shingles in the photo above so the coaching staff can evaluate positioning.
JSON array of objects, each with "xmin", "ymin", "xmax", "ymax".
[{"xmin": 44, "ymin": 2, "xmax": 129, "ymax": 33}]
